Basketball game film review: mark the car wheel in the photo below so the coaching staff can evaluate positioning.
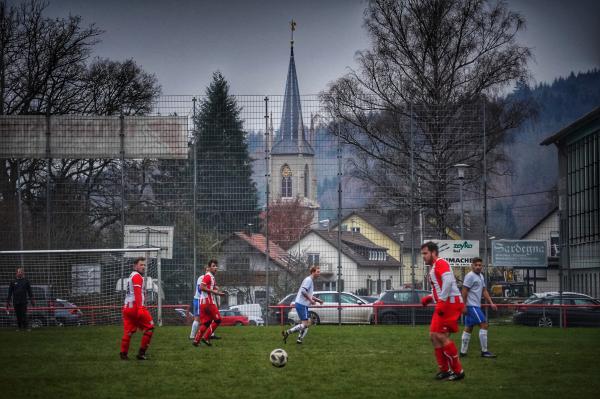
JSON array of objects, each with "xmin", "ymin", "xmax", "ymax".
[
  {"xmin": 235, "ymin": 321, "xmax": 243, "ymax": 326},
  {"xmin": 309, "ymin": 311, "xmax": 320, "ymax": 325},
  {"xmin": 538, "ymin": 316, "xmax": 553, "ymax": 327},
  {"xmin": 381, "ymin": 313, "xmax": 399, "ymax": 325},
  {"xmin": 56, "ymin": 318, "xmax": 65, "ymax": 327},
  {"xmin": 249, "ymin": 320, "xmax": 257, "ymax": 326},
  {"xmin": 30, "ymin": 318, "xmax": 44, "ymax": 329}
]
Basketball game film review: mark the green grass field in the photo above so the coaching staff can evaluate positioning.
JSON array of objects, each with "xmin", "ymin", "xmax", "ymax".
[{"xmin": 1, "ymin": 325, "xmax": 599, "ymax": 399}]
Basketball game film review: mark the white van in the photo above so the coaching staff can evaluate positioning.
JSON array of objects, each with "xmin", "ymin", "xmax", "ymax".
[{"xmin": 229, "ymin": 304, "xmax": 264, "ymax": 326}]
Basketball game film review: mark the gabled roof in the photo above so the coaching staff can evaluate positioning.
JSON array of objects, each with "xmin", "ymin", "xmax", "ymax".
[
  {"xmin": 520, "ymin": 207, "xmax": 558, "ymax": 239},
  {"xmin": 225, "ymin": 232, "xmax": 290, "ymax": 269},
  {"xmin": 306, "ymin": 229, "xmax": 402, "ymax": 268},
  {"xmin": 541, "ymin": 106, "xmax": 600, "ymax": 146},
  {"xmin": 271, "ymin": 41, "xmax": 314, "ymax": 156},
  {"xmin": 338, "ymin": 209, "xmax": 406, "ymax": 245}
]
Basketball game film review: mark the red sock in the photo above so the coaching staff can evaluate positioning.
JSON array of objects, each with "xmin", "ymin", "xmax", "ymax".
[
  {"xmin": 120, "ymin": 332, "xmax": 132, "ymax": 354},
  {"xmin": 203, "ymin": 321, "xmax": 219, "ymax": 340},
  {"xmin": 443, "ymin": 341, "xmax": 463, "ymax": 373},
  {"xmin": 195, "ymin": 324, "xmax": 207, "ymax": 343},
  {"xmin": 435, "ymin": 347, "xmax": 449, "ymax": 372},
  {"xmin": 140, "ymin": 330, "xmax": 153, "ymax": 351}
]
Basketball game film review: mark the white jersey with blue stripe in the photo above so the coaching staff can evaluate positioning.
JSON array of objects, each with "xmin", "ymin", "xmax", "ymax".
[
  {"xmin": 194, "ymin": 276, "xmax": 202, "ymax": 299},
  {"xmin": 295, "ymin": 276, "xmax": 314, "ymax": 306},
  {"xmin": 463, "ymin": 271, "xmax": 485, "ymax": 307}
]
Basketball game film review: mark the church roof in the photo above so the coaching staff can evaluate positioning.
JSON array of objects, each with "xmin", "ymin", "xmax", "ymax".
[{"xmin": 271, "ymin": 40, "xmax": 314, "ymax": 156}]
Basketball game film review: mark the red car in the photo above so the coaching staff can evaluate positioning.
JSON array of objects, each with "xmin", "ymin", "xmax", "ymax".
[{"xmin": 219, "ymin": 309, "xmax": 249, "ymax": 326}]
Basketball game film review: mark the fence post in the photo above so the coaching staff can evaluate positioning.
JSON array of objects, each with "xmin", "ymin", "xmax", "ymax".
[
  {"xmin": 120, "ymin": 114, "xmax": 126, "ymax": 281},
  {"xmin": 410, "ymin": 104, "xmax": 416, "ymax": 327},
  {"xmin": 192, "ymin": 97, "xmax": 198, "ymax": 290},
  {"xmin": 157, "ymin": 251, "xmax": 162, "ymax": 326},
  {"xmin": 337, "ymin": 122, "xmax": 343, "ymax": 326},
  {"xmin": 264, "ymin": 96, "xmax": 270, "ymax": 326}
]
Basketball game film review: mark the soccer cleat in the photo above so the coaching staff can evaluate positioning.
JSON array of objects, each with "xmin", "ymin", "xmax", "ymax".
[
  {"xmin": 481, "ymin": 351, "xmax": 497, "ymax": 358},
  {"xmin": 210, "ymin": 334, "xmax": 222, "ymax": 340},
  {"xmin": 136, "ymin": 350, "xmax": 147, "ymax": 360},
  {"xmin": 459, "ymin": 352, "xmax": 467, "ymax": 358},
  {"xmin": 448, "ymin": 371, "xmax": 465, "ymax": 381},
  {"xmin": 435, "ymin": 371, "xmax": 453, "ymax": 380},
  {"xmin": 201, "ymin": 338, "xmax": 212, "ymax": 347},
  {"xmin": 282, "ymin": 330, "xmax": 289, "ymax": 344},
  {"xmin": 192, "ymin": 340, "xmax": 199, "ymax": 347},
  {"xmin": 296, "ymin": 338, "xmax": 303, "ymax": 344},
  {"xmin": 119, "ymin": 352, "xmax": 129, "ymax": 360}
]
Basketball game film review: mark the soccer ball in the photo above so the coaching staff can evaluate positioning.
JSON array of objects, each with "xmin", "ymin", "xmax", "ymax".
[{"xmin": 270, "ymin": 348, "xmax": 288, "ymax": 368}]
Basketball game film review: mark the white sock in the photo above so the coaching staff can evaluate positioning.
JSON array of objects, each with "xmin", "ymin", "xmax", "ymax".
[
  {"xmin": 460, "ymin": 331, "xmax": 471, "ymax": 354},
  {"xmin": 288, "ymin": 324, "xmax": 304, "ymax": 334},
  {"xmin": 299, "ymin": 326, "xmax": 309, "ymax": 339},
  {"xmin": 479, "ymin": 329, "xmax": 488, "ymax": 352},
  {"xmin": 190, "ymin": 320, "xmax": 199, "ymax": 339}
]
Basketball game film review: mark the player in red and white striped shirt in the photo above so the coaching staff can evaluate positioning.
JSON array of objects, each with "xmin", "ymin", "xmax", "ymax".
[
  {"xmin": 120, "ymin": 257, "xmax": 154, "ymax": 360},
  {"xmin": 193, "ymin": 259, "xmax": 225, "ymax": 347},
  {"xmin": 420, "ymin": 242, "xmax": 465, "ymax": 381}
]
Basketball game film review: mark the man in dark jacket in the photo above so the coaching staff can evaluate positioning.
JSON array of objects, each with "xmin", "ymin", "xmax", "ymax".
[{"xmin": 6, "ymin": 268, "xmax": 35, "ymax": 330}]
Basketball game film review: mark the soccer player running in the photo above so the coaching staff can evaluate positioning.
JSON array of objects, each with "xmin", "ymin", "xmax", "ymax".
[
  {"xmin": 193, "ymin": 259, "xmax": 225, "ymax": 347},
  {"xmin": 120, "ymin": 257, "xmax": 154, "ymax": 360},
  {"xmin": 282, "ymin": 266, "xmax": 323, "ymax": 344},
  {"xmin": 420, "ymin": 242, "xmax": 465, "ymax": 381},
  {"xmin": 460, "ymin": 257, "xmax": 497, "ymax": 358},
  {"xmin": 189, "ymin": 270, "xmax": 203, "ymax": 340}
]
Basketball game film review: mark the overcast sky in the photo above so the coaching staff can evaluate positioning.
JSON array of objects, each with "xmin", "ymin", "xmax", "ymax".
[{"xmin": 38, "ymin": 0, "xmax": 600, "ymax": 95}]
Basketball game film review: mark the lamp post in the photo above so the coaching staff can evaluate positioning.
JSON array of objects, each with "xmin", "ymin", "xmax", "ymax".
[
  {"xmin": 393, "ymin": 232, "xmax": 405, "ymax": 287},
  {"xmin": 453, "ymin": 164, "xmax": 469, "ymax": 239}
]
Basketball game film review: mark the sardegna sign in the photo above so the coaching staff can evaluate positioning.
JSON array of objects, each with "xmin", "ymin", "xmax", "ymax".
[{"xmin": 491, "ymin": 240, "xmax": 547, "ymax": 268}]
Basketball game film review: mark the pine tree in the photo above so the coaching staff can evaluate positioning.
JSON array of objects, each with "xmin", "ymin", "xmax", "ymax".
[{"xmin": 193, "ymin": 72, "xmax": 258, "ymax": 234}]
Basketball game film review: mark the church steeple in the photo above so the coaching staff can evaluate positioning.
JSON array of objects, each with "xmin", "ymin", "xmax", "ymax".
[{"xmin": 271, "ymin": 20, "xmax": 314, "ymax": 156}]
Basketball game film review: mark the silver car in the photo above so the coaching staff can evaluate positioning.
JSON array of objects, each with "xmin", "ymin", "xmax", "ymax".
[{"xmin": 288, "ymin": 291, "xmax": 372, "ymax": 324}]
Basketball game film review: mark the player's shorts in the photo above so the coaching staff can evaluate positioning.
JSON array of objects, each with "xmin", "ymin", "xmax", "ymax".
[
  {"xmin": 192, "ymin": 298, "xmax": 200, "ymax": 317},
  {"xmin": 122, "ymin": 306, "xmax": 154, "ymax": 333},
  {"xmin": 464, "ymin": 306, "xmax": 487, "ymax": 327},
  {"xmin": 430, "ymin": 301, "xmax": 464, "ymax": 333},
  {"xmin": 295, "ymin": 303, "xmax": 309, "ymax": 321},
  {"xmin": 200, "ymin": 303, "xmax": 221, "ymax": 324}
]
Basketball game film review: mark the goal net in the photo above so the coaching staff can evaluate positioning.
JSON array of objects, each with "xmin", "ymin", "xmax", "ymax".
[{"xmin": 0, "ymin": 248, "xmax": 162, "ymax": 328}]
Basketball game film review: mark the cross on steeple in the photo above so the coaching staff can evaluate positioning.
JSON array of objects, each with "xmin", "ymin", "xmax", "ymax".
[{"xmin": 290, "ymin": 19, "xmax": 296, "ymax": 49}]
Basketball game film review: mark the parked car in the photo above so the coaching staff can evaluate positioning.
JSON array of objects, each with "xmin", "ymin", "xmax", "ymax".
[
  {"xmin": 219, "ymin": 309, "xmax": 249, "ymax": 326},
  {"xmin": 229, "ymin": 304, "xmax": 264, "ymax": 326},
  {"xmin": 359, "ymin": 296, "xmax": 380, "ymax": 304},
  {"xmin": 288, "ymin": 291, "xmax": 372, "ymax": 324},
  {"xmin": 523, "ymin": 291, "xmax": 593, "ymax": 304},
  {"xmin": 373, "ymin": 289, "xmax": 433, "ymax": 324},
  {"xmin": 53, "ymin": 299, "xmax": 84, "ymax": 326},
  {"xmin": 269, "ymin": 293, "xmax": 296, "ymax": 324},
  {"xmin": 174, "ymin": 307, "xmax": 249, "ymax": 326},
  {"xmin": 513, "ymin": 295, "xmax": 600, "ymax": 327}
]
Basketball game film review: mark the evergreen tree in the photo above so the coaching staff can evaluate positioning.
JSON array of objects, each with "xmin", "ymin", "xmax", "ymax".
[{"xmin": 193, "ymin": 72, "xmax": 258, "ymax": 234}]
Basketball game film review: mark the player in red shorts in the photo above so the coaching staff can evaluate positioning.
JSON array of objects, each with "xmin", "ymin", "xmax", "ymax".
[
  {"xmin": 420, "ymin": 242, "xmax": 465, "ymax": 381},
  {"xmin": 120, "ymin": 257, "xmax": 154, "ymax": 360},
  {"xmin": 193, "ymin": 259, "xmax": 225, "ymax": 347}
]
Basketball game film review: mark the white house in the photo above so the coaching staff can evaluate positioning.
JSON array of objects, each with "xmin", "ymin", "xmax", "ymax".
[{"xmin": 287, "ymin": 229, "xmax": 403, "ymax": 296}]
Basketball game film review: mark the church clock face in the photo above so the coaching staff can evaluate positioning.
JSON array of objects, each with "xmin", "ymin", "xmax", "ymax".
[{"xmin": 282, "ymin": 165, "xmax": 292, "ymax": 178}]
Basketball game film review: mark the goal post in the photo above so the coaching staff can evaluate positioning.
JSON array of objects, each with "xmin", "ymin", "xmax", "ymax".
[{"xmin": 0, "ymin": 248, "xmax": 163, "ymax": 328}]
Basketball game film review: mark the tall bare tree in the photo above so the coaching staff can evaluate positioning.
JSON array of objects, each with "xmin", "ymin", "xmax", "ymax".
[
  {"xmin": 0, "ymin": 0, "xmax": 161, "ymax": 249},
  {"xmin": 322, "ymin": 0, "xmax": 533, "ymax": 237}
]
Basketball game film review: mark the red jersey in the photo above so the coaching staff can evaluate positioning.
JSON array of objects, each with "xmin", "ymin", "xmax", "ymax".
[
  {"xmin": 124, "ymin": 271, "xmax": 144, "ymax": 308},
  {"xmin": 199, "ymin": 272, "xmax": 217, "ymax": 305},
  {"xmin": 428, "ymin": 258, "xmax": 461, "ymax": 303}
]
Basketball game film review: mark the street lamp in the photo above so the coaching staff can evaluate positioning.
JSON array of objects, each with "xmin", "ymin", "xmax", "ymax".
[
  {"xmin": 393, "ymin": 232, "xmax": 405, "ymax": 287},
  {"xmin": 453, "ymin": 164, "xmax": 469, "ymax": 239}
]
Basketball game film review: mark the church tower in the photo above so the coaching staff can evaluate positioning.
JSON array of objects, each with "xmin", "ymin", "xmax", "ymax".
[{"xmin": 270, "ymin": 20, "xmax": 318, "ymax": 211}]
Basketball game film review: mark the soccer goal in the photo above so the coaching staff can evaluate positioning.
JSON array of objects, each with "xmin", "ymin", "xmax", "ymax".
[{"xmin": 0, "ymin": 248, "xmax": 163, "ymax": 328}]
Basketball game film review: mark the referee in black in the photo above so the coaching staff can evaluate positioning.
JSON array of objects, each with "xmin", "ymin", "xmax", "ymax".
[{"xmin": 6, "ymin": 268, "xmax": 35, "ymax": 330}]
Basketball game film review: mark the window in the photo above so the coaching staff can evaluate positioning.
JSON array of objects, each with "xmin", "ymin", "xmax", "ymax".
[
  {"xmin": 307, "ymin": 253, "xmax": 320, "ymax": 266},
  {"xmin": 385, "ymin": 279, "xmax": 392, "ymax": 290},
  {"xmin": 341, "ymin": 294, "xmax": 361, "ymax": 304},
  {"xmin": 393, "ymin": 292, "xmax": 412, "ymax": 303},
  {"xmin": 550, "ymin": 234, "xmax": 560, "ymax": 257},
  {"xmin": 316, "ymin": 293, "xmax": 338, "ymax": 303},
  {"xmin": 304, "ymin": 164, "xmax": 309, "ymax": 198},
  {"xmin": 351, "ymin": 226, "xmax": 361, "ymax": 233},
  {"xmin": 281, "ymin": 164, "xmax": 292, "ymax": 197}
]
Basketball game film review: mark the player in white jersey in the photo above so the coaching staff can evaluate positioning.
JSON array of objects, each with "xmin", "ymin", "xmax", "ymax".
[
  {"xmin": 460, "ymin": 257, "xmax": 497, "ymax": 358},
  {"xmin": 282, "ymin": 266, "xmax": 323, "ymax": 344},
  {"xmin": 189, "ymin": 268, "xmax": 205, "ymax": 340}
]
